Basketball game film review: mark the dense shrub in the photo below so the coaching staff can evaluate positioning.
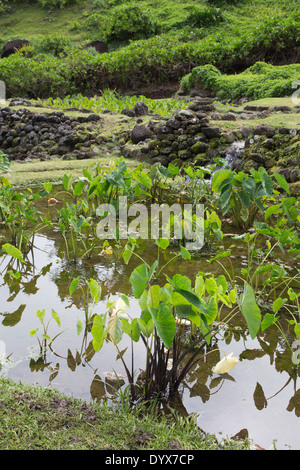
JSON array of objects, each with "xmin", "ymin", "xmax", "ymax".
[
  {"xmin": 0, "ymin": 13, "xmax": 298, "ymax": 98},
  {"xmin": 39, "ymin": 33, "xmax": 73, "ymax": 56},
  {"xmin": 0, "ymin": 0, "xmax": 8, "ymax": 13},
  {"xmin": 102, "ymin": 2, "xmax": 160, "ymax": 41},
  {"xmin": 185, "ymin": 7, "xmax": 225, "ymax": 28},
  {"xmin": 0, "ymin": 54, "xmax": 72, "ymax": 98},
  {"xmin": 37, "ymin": 0, "xmax": 80, "ymax": 7},
  {"xmin": 180, "ymin": 62, "xmax": 300, "ymax": 99},
  {"xmin": 206, "ymin": 0, "xmax": 241, "ymax": 6}
]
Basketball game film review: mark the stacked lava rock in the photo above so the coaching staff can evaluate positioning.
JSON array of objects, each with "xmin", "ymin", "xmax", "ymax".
[
  {"xmin": 0, "ymin": 107, "xmax": 102, "ymax": 162},
  {"xmin": 132, "ymin": 97, "xmax": 222, "ymax": 167}
]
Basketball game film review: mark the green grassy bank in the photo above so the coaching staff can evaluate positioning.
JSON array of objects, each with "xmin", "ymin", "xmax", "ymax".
[{"xmin": 0, "ymin": 378, "xmax": 251, "ymax": 450}]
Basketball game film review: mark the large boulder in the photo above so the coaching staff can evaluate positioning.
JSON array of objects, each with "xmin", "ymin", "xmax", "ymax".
[
  {"xmin": 82, "ymin": 41, "xmax": 108, "ymax": 54},
  {"xmin": 131, "ymin": 124, "xmax": 152, "ymax": 144},
  {"xmin": 1, "ymin": 39, "xmax": 30, "ymax": 58}
]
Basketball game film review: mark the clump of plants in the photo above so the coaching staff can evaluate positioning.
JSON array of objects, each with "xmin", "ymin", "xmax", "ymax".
[
  {"xmin": 180, "ymin": 62, "xmax": 300, "ymax": 99},
  {"xmin": 185, "ymin": 6, "xmax": 225, "ymax": 28},
  {"xmin": 101, "ymin": 2, "xmax": 160, "ymax": 41},
  {"xmin": 37, "ymin": 0, "xmax": 80, "ymax": 7},
  {"xmin": 39, "ymin": 33, "xmax": 73, "ymax": 57},
  {"xmin": 42, "ymin": 90, "xmax": 190, "ymax": 117}
]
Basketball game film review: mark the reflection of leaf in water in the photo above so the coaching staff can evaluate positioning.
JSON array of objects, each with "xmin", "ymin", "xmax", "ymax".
[
  {"xmin": 41, "ymin": 263, "xmax": 52, "ymax": 276},
  {"xmin": 253, "ymin": 382, "xmax": 267, "ymax": 410},
  {"xmin": 210, "ymin": 376, "xmax": 223, "ymax": 389},
  {"xmin": 90, "ymin": 374, "xmax": 106, "ymax": 401},
  {"xmin": 287, "ymin": 389, "xmax": 300, "ymax": 417},
  {"xmin": 84, "ymin": 340, "xmax": 96, "ymax": 362},
  {"xmin": 67, "ymin": 349, "xmax": 76, "ymax": 372},
  {"xmin": 22, "ymin": 275, "xmax": 40, "ymax": 295},
  {"xmin": 189, "ymin": 381, "xmax": 210, "ymax": 403},
  {"xmin": 240, "ymin": 349, "xmax": 266, "ymax": 361},
  {"xmin": 29, "ymin": 356, "xmax": 51, "ymax": 372},
  {"xmin": 1, "ymin": 304, "xmax": 26, "ymax": 327},
  {"xmin": 275, "ymin": 349, "xmax": 294, "ymax": 375}
]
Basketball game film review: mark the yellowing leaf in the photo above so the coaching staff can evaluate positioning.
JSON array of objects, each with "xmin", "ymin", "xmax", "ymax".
[{"xmin": 212, "ymin": 352, "xmax": 239, "ymax": 374}]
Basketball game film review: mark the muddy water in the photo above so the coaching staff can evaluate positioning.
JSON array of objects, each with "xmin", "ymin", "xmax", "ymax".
[{"xmin": 1, "ymin": 229, "xmax": 300, "ymax": 450}]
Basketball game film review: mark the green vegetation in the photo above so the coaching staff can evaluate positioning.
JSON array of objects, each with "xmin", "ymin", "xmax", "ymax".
[
  {"xmin": 1, "ymin": 157, "xmax": 300, "ymax": 407},
  {"xmin": 181, "ymin": 62, "xmax": 300, "ymax": 100},
  {"xmin": 0, "ymin": 1, "xmax": 298, "ymax": 98},
  {"xmin": 102, "ymin": 2, "xmax": 160, "ymax": 41},
  {"xmin": 42, "ymin": 90, "xmax": 190, "ymax": 116},
  {"xmin": 0, "ymin": 378, "xmax": 251, "ymax": 450},
  {"xmin": 0, "ymin": 0, "xmax": 299, "ymax": 450}
]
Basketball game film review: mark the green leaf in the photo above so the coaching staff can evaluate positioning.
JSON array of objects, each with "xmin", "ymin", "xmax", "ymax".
[
  {"xmin": 2, "ymin": 244, "xmax": 24, "ymax": 262},
  {"xmin": 272, "ymin": 297, "xmax": 283, "ymax": 313},
  {"xmin": 37, "ymin": 309, "xmax": 46, "ymax": 325},
  {"xmin": 274, "ymin": 173, "xmax": 290, "ymax": 194},
  {"xmin": 265, "ymin": 204, "xmax": 281, "ymax": 220},
  {"xmin": 91, "ymin": 314, "xmax": 107, "ymax": 352},
  {"xmin": 258, "ymin": 167, "xmax": 273, "ymax": 197},
  {"xmin": 149, "ymin": 302, "xmax": 176, "ymax": 350},
  {"xmin": 88, "ymin": 278, "xmax": 102, "ymax": 303},
  {"xmin": 180, "ymin": 245, "xmax": 191, "ymax": 260},
  {"xmin": 137, "ymin": 317, "xmax": 154, "ymax": 338},
  {"xmin": 239, "ymin": 283, "xmax": 261, "ymax": 339},
  {"xmin": 69, "ymin": 278, "xmax": 80, "ymax": 296},
  {"xmin": 51, "ymin": 309, "xmax": 61, "ymax": 327},
  {"xmin": 121, "ymin": 318, "xmax": 140, "ymax": 342},
  {"xmin": 294, "ymin": 324, "xmax": 300, "ymax": 340},
  {"xmin": 44, "ymin": 182, "xmax": 52, "ymax": 193},
  {"xmin": 76, "ymin": 319, "xmax": 83, "ymax": 336},
  {"xmin": 261, "ymin": 313, "xmax": 277, "ymax": 331},
  {"xmin": 120, "ymin": 294, "xmax": 130, "ymax": 308},
  {"xmin": 74, "ymin": 180, "xmax": 85, "ymax": 196},
  {"xmin": 129, "ymin": 263, "xmax": 148, "ymax": 298},
  {"xmin": 173, "ymin": 288, "xmax": 208, "ymax": 314},
  {"xmin": 155, "ymin": 238, "xmax": 169, "ymax": 250}
]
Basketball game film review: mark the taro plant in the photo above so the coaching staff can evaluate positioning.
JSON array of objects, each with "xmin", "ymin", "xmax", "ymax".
[
  {"xmin": 0, "ymin": 178, "xmax": 52, "ymax": 252},
  {"xmin": 211, "ymin": 166, "xmax": 291, "ymax": 229},
  {"xmin": 90, "ymin": 238, "xmax": 262, "ymax": 404},
  {"xmin": 57, "ymin": 202, "xmax": 93, "ymax": 262}
]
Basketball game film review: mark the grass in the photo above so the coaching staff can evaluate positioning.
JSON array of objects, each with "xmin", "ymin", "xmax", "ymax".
[
  {"xmin": 0, "ymin": 378, "xmax": 251, "ymax": 450},
  {"xmin": 213, "ymin": 97, "xmax": 300, "ymax": 132},
  {"xmin": 9, "ymin": 156, "xmax": 142, "ymax": 186},
  {"xmin": 0, "ymin": 0, "xmax": 297, "ymax": 49}
]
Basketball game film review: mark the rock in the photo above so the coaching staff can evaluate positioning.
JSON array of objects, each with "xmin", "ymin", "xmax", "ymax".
[
  {"xmin": 244, "ymin": 104, "xmax": 270, "ymax": 112},
  {"xmin": 131, "ymin": 124, "xmax": 152, "ymax": 144},
  {"xmin": 211, "ymin": 112, "xmax": 222, "ymax": 120},
  {"xmin": 201, "ymin": 127, "xmax": 221, "ymax": 139},
  {"xmin": 133, "ymin": 102, "xmax": 149, "ymax": 116},
  {"xmin": 241, "ymin": 126, "xmax": 254, "ymax": 138},
  {"xmin": 121, "ymin": 108, "xmax": 135, "ymax": 117},
  {"xmin": 82, "ymin": 41, "xmax": 108, "ymax": 53},
  {"xmin": 272, "ymin": 106, "xmax": 291, "ymax": 113},
  {"xmin": 253, "ymin": 124, "xmax": 275, "ymax": 137},
  {"xmin": 222, "ymin": 112, "xmax": 237, "ymax": 121},
  {"xmin": 262, "ymin": 138, "xmax": 275, "ymax": 149},
  {"xmin": 9, "ymin": 98, "xmax": 31, "ymax": 107},
  {"xmin": 1, "ymin": 39, "xmax": 30, "ymax": 58}
]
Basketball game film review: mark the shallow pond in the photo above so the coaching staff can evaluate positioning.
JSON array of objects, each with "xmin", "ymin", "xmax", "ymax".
[
  {"xmin": 1, "ymin": 181, "xmax": 300, "ymax": 451},
  {"xmin": 1, "ymin": 226, "xmax": 300, "ymax": 451}
]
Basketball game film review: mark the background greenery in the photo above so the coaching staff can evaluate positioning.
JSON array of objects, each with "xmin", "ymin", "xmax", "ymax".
[{"xmin": 0, "ymin": 0, "xmax": 298, "ymax": 99}]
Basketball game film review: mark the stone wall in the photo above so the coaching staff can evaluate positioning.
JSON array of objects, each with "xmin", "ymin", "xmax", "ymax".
[{"xmin": 0, "ymin": 106, "xmax": 102, "ymax": 162}]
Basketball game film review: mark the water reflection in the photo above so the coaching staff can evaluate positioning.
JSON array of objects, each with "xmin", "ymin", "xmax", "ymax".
[{"xmin": 0, "ymin": 231, "xmax": 300, "ymax": 449}]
